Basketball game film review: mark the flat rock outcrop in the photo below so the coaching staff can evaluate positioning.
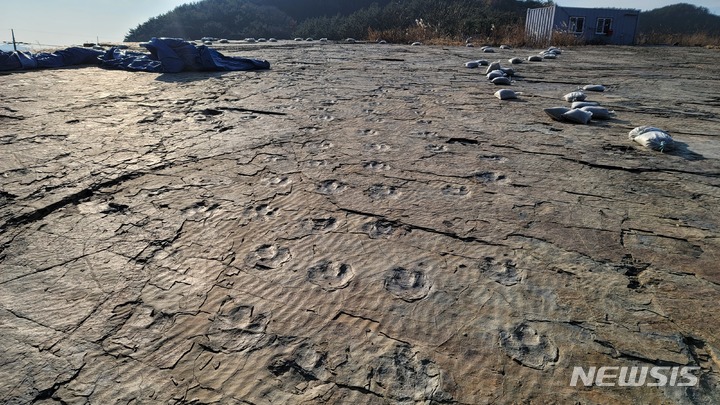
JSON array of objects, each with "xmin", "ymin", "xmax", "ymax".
[{"xmin": 1, "ymin": 42, "xmax": 719, "ymax": 404}]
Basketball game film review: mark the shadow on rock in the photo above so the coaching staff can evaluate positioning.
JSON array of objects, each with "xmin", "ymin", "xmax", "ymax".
[
  {"xmin": 667, "ymin": 140, "xmax": 705, "ymax": 161},
  {"xmin": 155, "ymin": 69, "xmax": 269, "ymax": 83}
]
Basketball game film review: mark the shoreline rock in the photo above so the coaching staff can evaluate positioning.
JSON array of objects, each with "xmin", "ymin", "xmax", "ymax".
[{"xmin": 1, "ymin": 43, "xmax": 719, "ymax": 404}]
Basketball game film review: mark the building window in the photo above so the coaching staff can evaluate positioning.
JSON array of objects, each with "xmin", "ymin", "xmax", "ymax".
[
  {"xmin": 596, "ymin": 18, "xmax": 612, "ymax": 35},
  {"xmin": 569, "ymin": 17, "xmax": 585, "ymax": 33}
]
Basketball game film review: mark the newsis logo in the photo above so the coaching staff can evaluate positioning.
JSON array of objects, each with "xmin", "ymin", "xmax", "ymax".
[{"xmin": 570, "ymin": 366, "xmax": 700, "ymax": 387}]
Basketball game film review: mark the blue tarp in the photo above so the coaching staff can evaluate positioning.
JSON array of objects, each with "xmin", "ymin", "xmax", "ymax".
[
  {"xmin": 0, "ymin": 49, "xmax": 44, "ymax": 70},
  {"xmin": 0, "ymin": 38, "xmax": 270, "ymax": 72},
  {"xmin": 100, "ymin": 37, "xmax": 270, "ymax": 72},
  {"xmin": 36, "ymin": 47, "xmax": 105, "ymax": 68}
]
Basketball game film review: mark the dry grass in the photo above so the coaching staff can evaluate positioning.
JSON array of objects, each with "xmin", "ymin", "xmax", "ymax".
[
  {"xmin": 548, "ymin": 32, "xmax": 585, "ymax": 47},
  {"xmin": 367, "ymin": 25, "xmax": 461, "ymax": 46},
  {"xmin": 367, "ymin": 23, "xmax": 531, "ymax": 47},
  {"xmin": 368, "ymin": 24, "xmax": 720, "ymax": 49},
  {"xmin": 485, "ymin": 23, "xmax": 530, "ymax": 47},
  {"xmin": 637, "ymin": 31, "xmax": 720, "ymax": 48},
  {"xmin": 366, "ymin": 22, "xmax": 589, "ymax": 49}
]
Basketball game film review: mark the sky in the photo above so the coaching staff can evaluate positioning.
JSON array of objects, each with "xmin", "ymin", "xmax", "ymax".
[
  {"xmin": 1, "ymin": 0, "xmax": 719, "ymax": 47},
  {"xmin": 1, "ymin": 0, "xmax": 191, "ymax": 47}
]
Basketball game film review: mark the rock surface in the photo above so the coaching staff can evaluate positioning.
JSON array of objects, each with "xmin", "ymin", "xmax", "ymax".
[{"xmin": 1, "ymin": 42, "xmax": 719, "ymax": 404}]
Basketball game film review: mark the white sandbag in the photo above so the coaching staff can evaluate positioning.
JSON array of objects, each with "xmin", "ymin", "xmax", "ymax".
[
  {"xmin": 628, "ymin": 126, "xmax": 665, "ymax": 138},
  {"xmin": 509, "ymin": 57, "xmax": 523, "ymax": 64},
  {"xmin": 465, "ymin": 61, "xmax": 480, "ymax": 68},
  {"xmin": 561, "ymin": 108, "xmax": 592, "ymax": 124},
  {"xmin": 564, "ymin": 91, "xmax": 587, "ymax": 102},
  {"xmin": 628, "ymin": 126, "xmax": 674, "ymax": 151},
  {"xmin": 527, "ymin": 55, "xmax": 543, "ymax": 62}
]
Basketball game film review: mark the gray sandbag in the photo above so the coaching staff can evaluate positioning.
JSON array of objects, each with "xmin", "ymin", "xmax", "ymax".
[
  {"xmin": 491, "ymin": 76, "xmax": 511, "ymax": 85},
  {"xmin": 501, "ymin": 67, "xmax": 515, "ymax": 76},
  {"xmin": 486, "ymin": 61, "xmax": 502, "ymax": 74},
  {"xmin": 580, "ymin": 106, "xmax": 615, "ymax": 120},
  {"xmin": 571, "ymin": 101, "xmax": 599, "ymax": 109},
  {"xmin": 487, "ymin": 69, "xmax": 506, "ymax": 80},
  {"xmin": 495, "ymin": 89, "xmax": 518, "ymax": 100},
  {"xmin": 544, "ymin": 107, "xmax": 571, "ymax": 121},
  {"xmin": 561, "ymin": 108, "xmax": 592, "ymax": 124}
]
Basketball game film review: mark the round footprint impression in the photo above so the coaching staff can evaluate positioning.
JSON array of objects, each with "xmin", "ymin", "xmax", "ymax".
[
  {"xmin": 307, "ymin": 260, "xmax": 355, "ymax": 291},
  {"xmin": 245, "ymin": 244, "xmax": 291, "ymax": 269},
  {"xmin": 384, "ymin": 265, "xmax": 432, "ymax": 302}
]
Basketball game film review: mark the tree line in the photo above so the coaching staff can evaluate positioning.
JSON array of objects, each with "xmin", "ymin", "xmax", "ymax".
[
  {"xmin": 639, "ymin": 3, "xmax": 720, "ymax": 37},
  {"xmin": 124, "ymin": 0, "xmax": 720, "ymax": 44},
  {"xmin": 125, "ymin": 0, "xmax": 550, "ymax": 42}
]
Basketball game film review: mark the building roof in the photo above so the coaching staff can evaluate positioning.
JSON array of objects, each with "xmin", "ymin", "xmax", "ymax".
[{"xmin": 529, "ymin": 5, "xmax": 640, "ymax": 13}]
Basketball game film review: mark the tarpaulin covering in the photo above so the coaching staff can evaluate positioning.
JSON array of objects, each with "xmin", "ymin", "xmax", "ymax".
[
  {"xmin": 1, "ymin": 47, "xmax": 104, "ymax": 71},
  {"xmin": 35, "ymin": 47, "xmax": 105, "ymax": 68},
  {"xmin": 100, "ymin": 37, "xmax": 270, "ymax": 72},
  {"xmin": 0, "ymin": 38, "xmax": 270, "ymax": 72}
]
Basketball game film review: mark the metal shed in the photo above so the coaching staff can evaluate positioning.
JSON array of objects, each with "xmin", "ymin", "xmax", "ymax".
[{"xmin": 526, "ymin": 5, "xmax": 640, "ymax": 45}]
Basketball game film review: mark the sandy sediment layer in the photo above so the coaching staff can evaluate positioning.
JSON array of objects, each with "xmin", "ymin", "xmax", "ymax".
[{"xmin": 1, "ymin": 42, "xmax": 719, "ymax": 403}]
